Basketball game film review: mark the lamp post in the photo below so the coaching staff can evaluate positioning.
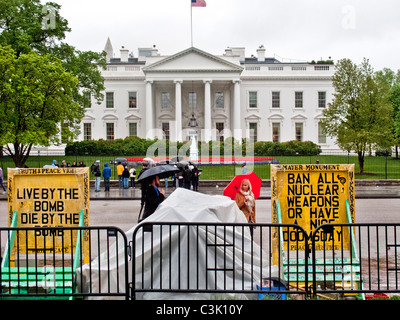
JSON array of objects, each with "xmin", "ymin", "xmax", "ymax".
[{"xmin": 188, "ymin": 113, "xmax": 199, "ymax": 161}]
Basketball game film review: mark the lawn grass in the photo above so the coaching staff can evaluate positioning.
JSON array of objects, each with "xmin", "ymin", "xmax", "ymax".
[{"xmin": 1, "ymin": 154, "xmax": 399, "ymax": 180}]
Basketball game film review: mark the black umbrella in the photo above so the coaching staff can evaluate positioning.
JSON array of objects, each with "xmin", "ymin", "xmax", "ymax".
[{"xmin": 137, "ymin": 164, "xmax": 180, "ymax": 183}]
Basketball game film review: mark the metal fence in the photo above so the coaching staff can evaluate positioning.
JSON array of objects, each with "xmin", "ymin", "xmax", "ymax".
[
  {"xmin": 311, "ymin": 223, "xmax": 400, "ymax": 299},
  {"xmin": 131, "ymin": 222, "xmax": 308, "ymax": 300},
  {"xmin": 0, "ymin": 226, "xmax": 129, "ymax": 300},
  {"xmin": 131, "ymin": 222, "xmax": 400, "ymax": 300},
  {"xmin": 2, "ymin": 222, "xmax": 400, "ymax": 300}
]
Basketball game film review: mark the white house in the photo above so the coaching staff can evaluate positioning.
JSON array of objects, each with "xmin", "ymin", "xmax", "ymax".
[{"xmin": 79, "ymin": 39, "xmax": 338, "ymax": 152}]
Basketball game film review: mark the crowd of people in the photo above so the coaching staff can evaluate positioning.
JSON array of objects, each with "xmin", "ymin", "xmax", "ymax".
[
  {"xmin": 136, "ymin": 160, "xmax": 201, "ymax": 225},
  {"xmin": 172, "ymin": 164, "xmax": 200, "ymax": 191},
  {"xmin": 43, "ymin": 160, "xmax": 86, "ymax": 168},
  {"xmin": 92, "ymin": 160, "xmax": 137, "ymax": 192},
  {"xmin": 41, "ymin": 158, "xmax": 256, "ymax": 237},
  {"xmin": 90, "ymin": 159, "xmax": 202, "ymax": 194}
]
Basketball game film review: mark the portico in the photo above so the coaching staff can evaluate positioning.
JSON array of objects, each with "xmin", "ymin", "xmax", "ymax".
[{"xmin": 142, "ymin": 47, "xmax": 243, "ymax": 142}]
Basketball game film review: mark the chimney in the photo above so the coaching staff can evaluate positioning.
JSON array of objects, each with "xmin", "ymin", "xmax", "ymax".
[
  {"xmin": 257, "ymin": 45, "xmax": 265, "ymax": 62},
  {"xmin": 151, "ymin": 45, "xmax": 159, "ymax": 56},
  {"xmin": 120, "ymin": 46, "xmax": 129, "ymax": 62}
]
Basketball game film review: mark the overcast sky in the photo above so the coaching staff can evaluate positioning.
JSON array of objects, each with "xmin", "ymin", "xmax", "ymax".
[{"xmin": 49, "ymin": 0, "xmax": 400, "ymax": 71}]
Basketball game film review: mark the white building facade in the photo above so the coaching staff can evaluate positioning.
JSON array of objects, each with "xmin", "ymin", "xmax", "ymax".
[{"xmin": 79, "ymin": 40, "xmax": 338, "ymax": 152}]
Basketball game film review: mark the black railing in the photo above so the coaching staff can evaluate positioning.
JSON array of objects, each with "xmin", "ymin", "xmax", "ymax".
[
  {"xmin": 0, "ymin": 226, "xmax": 129, "ymax": 300},
  {"xmin": 2, "ymin": 222, "xmax": 400, "ymax": 300},
  {"xmin": 311, "ymin": 223, "xmax": 400, "ymax": 299},
  {"xmin": 130, "ymin": 222, "xmax": 308, "ymax": 300}
]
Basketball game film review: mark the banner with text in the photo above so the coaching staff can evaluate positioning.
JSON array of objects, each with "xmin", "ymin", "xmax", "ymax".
[
  {"xmin": 7, "ymin": 167, "xmax": 90, "ymax": 261},
  {"xmin": 271, "ymin": 164, "xmax": 355, "ymax": 252}
]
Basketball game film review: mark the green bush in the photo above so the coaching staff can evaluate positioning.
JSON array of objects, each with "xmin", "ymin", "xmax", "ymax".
[
  {"xmin": 253, "ymin": 140, "xmax": 321, "ymax": 156},
  {"xmin": 66, "ymin": 138, "xmax": 322, "ymax": 157}
]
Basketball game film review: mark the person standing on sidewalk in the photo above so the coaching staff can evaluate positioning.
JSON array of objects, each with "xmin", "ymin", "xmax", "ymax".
[
  {"xmin": 117, "ymin": 162, "xmax": 124, "ymax": 188},
  {"xmin": 129, "ymin": 166, "xmax": 136, "ymax": 188},
  {"xmin": 122, "ymin": 165, "xmax": 130, "ymax": 189},
  {"xmin": 102, "ymin": 162, "xmax": 112, "ymax": 192},
  {"xmin": 93, "ymin": 160, "xmax": 101, "ymax": 192},
  {"xmin": 235, "ymin": 179, "xmax": 256, "ymax": 238},
  {"xmin": 141, "ymin": 175, "xmax": 165, "ymax": 221}
]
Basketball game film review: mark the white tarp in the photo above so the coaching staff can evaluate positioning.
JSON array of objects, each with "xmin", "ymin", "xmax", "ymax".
[{"xmin": 77, "ymin": 188, "xmax": 277, "ymax": 300}]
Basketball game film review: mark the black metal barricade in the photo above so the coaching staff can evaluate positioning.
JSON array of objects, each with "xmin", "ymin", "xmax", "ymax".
[
  {"xmin": 3, "ymin": 222, "xmax": 400, "ymax": 300},
  {"xmin": 0, "ymin": 226, "xmax": 129, "ymax": 300},
  {"xmin": 131, "ymin": 222, "xmax": 309, "ymax": 300},
  {"xmin": 311, "ymin": 223, "xmax": 400, "ymax": 299}
]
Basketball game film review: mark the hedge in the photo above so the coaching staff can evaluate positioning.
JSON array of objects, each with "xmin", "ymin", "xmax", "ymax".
[{"xmin": 66, "ymin": 137, "xmax": 322, "ymax": 157}]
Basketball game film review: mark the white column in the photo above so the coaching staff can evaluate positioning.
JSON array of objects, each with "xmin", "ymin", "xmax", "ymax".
[
  {"xmin": 145, "ymin": 80, "xmax": 153, "ymax": 139},
  {"xmin": 233, "ymin": 80, "xmax": 242, "ymax": 141},
  {"xmin": 174, "ymin": 80, "xmax": 182, "ymax": 142},
  {"xmin": 204, "ymin": 80, "xmax": 212, "ymax": 142}
]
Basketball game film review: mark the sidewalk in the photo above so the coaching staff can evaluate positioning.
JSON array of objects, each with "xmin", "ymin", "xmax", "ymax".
[
  {"xmin": 89, "ymin": 183, "xmax": 400, "ymax": 200},
  {"xmin": 1, "ymin": 180, "xmax": 399, "ymax": 201}
]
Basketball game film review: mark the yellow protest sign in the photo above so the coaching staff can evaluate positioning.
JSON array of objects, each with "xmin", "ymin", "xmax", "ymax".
[
  {"xmin": 271, "ymin": 164, "xmax": 355, "ymax": 252},
  {"xmin": 7, "ymin": 167, "xmax": 90, "ymax": 262}
]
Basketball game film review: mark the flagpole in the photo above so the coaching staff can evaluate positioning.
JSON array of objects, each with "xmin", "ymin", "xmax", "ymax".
[{"xmin": 190, "ymin": 0, "xmax": 193, "ymax": 47}]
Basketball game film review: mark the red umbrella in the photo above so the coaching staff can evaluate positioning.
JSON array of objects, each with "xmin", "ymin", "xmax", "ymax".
[{"xmin": 223, "ymin": 172, "xmax": 262, "ymax": 200}]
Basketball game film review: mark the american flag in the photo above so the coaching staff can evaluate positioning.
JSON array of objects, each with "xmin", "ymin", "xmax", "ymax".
[{"xmin": 191, "ymin": 0, "xmax": 206, "ymax": 7}]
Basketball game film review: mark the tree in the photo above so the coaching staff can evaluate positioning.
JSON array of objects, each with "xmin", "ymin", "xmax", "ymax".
[
  {"xmin": 320, "ymin": 58, "xmax": 393, "ymax": 173},
  {"xmin": 392, "ymin": 72, "xmax": 400, "ymax": 158},
  {"xmin": 0, "ymin": 46, "xmax": 80, "ymax": 167},
  {"xmin": 376, "ymin": 68, "xmax": 400, "ymax": 158},
  {"xmin": 0, "ymin": 0, "xmax": 105, "ymax": 166}
]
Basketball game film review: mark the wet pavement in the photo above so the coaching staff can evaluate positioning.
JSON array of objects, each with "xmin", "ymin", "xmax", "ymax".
[{"xmin": 1, "ymin": 180, "xmax": 400, "ymax": 201}]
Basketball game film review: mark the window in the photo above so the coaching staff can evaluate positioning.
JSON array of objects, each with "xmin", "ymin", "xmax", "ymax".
[
  {"xmin": 249, "ymin": 122, "xmax": 258, "ymax": 142},
  {"xmin": 83, "ymin": 123, "xmax": 91, "ymax": 141},
  {"xmin": 129, "ymin": 92, "xmax": 137, "ymax": 108},
  {"xmin": 106, "ymin": 92, "xmax": 114, "ymax": 108},
  {"xmin": 189, "ymin": 92, "xmax": 196, "ymax": 109},
  {"xmin": 272, "ymin": 91, "xmax": 280, "ymax": 108},
  {"xmin": 216, "ymin": 122, "xmax": 224, "ymax": 141},
  {"xmin": 129, "ymin": 123, "xmax": 137, "ymax": 137},
  {"xmin": 295, "ymin": 92, "xmax": 303, "ymax": 108},
  {"xmin": 318, "ymin": 122, "xmax": 326, "ymax": 144},
  {"xmin": 83, "ymin": 92, "xmax": 91, "ymax": 108},
  {"xmin": 215, "ymin": 92, "xmax": 224, "ymax": 108},
  {"xmin": 162, "ymin": 122, "xmax": 170, "ymax": 140},
  {"xmin": 249, "ymin": 91, "xmax": 257, "ymax": 108},
  {"xmin": 295, "ymin": 123, "xmax": 303, "ymax": 141},
  {"xmin": 272, "ymin": 123, "xmax": 280, "ymax": 142},
  {"xmin": 314, "ymin": 66, "xmax": 330, "ymax": 71},
  {"xmin": 161, "ymin": 92, "xmax": 170, "ymax": 109},
  {"xmin": 318, "ymin": 91, "xmax": 326, "ymax": 108},
  {"xmin": 106, "ymin": 123, "xmax": 114, "ymax": 140}
]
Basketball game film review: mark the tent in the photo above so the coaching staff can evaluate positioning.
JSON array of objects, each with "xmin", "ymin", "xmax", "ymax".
[{"xmin": 77, "ymin": 188, "xmax": 277, "ymax": 299}]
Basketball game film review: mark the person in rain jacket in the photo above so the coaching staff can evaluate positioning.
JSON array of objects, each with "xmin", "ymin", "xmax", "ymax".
[
  {"xmin": 93, "ymin": 160, "xmax": 101, "ymax": 192},
  {"xmin": 103, "ymin": 162, "xmax": 112, "ymax": 192},
  {"xmin": 235, "ymin": 179, "xmax": 256, "ymax": 238},
  {"xmin": 122, "ymin": 166, "xmax": 130, "ymax": 189}
]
